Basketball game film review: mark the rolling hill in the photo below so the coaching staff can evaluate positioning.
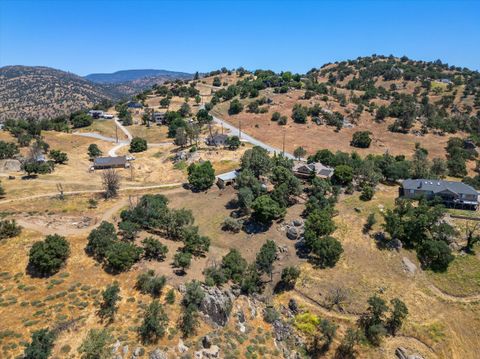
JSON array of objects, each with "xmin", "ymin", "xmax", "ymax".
[
  {"xmin": 0, "ymin": 65, "xmax": 122, "ymax": 120},
  {"xmin": 0, "ymin": 66, "xmax": 194, "ymax": 120}
]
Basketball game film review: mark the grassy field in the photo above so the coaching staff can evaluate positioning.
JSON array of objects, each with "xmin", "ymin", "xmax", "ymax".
[{"xmin": 76, "ymin": 119, "xmax": 118, "ymax": 138}]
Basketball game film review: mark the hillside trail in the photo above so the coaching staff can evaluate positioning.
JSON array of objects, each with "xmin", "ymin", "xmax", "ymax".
[{"xmin": 425, "ymin": 283, "xmax": 480, "ymax": 303}]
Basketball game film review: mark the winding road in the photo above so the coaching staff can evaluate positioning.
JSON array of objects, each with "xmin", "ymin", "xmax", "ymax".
[{"xmin": 211, "ymin": 112, "xmax": 295, "ymax": 159}]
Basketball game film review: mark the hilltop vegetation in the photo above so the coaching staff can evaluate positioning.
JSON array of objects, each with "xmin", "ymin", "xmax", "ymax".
[{"xmin": 0, "ymin": 66, "xmax": 120, "ymax": 121}]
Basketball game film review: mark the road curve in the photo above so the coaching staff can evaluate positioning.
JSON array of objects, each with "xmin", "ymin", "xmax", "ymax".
[{"xmin": 211, "ymin": 113, "xmax": 295, "ymax": 159}]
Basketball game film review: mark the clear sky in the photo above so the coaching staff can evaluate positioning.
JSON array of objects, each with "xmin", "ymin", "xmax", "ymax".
[{"xmin": 1, "ymin": 0, "xmax": 479, "ymax": 76}]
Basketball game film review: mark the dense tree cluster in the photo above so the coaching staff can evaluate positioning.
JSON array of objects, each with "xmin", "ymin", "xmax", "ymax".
[
  {"xmin": 119, "ymin": 194, "xmax": 210, "ymax": 273},
  {"xmin": 383, "ymin": 199, "xmax": 455, "ymax": 271},
  {"xmin": 86, "ymin": 221, "xmax": 142, "ymax": 272}
]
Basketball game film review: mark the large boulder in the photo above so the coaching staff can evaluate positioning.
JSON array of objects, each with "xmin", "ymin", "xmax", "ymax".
[
  {"xmin": 395, "ymin": 347, "xmax": 425, "ymax": 359},
  {"xmin": 199, "ymin": 286, "xmax": 234, "ymax": 327},
  {"xmin": 149, "ymin": 349, "xmax": 167, "ymax": 359},
  {"xmin": 0, "ymin": 159, "xmax": 21, "ymax": 172},
  {"xmin": 287, "ymin": 226, "xmax": 300, "ymax": 240},
  {"xmin": 402, "ymin": 257, "xmax": 417, "ymax": 276}
]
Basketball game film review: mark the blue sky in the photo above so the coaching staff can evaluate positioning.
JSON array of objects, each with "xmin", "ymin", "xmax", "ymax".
[{"xmin": 1, "ymin": 0, "xmax": 479, "ymax": 75}]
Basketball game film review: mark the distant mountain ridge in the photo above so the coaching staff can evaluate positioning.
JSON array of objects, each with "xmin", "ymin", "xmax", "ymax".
[{"xmin": 85, "ymin": 69, "xmax": 193, "ymax": 84}]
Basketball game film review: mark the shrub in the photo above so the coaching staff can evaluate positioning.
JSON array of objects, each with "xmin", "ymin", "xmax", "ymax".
[
  {"xmin": 278, "ymin": 115, "xmax": 288, "ymax": 125},
  {"xmin": 86, "ymin": 221, "xmax": 117, "ymax": 260},
  {"xmin": 105, "ymin": 241, "xmax": 142, "ymax": 272},
  {"xmin": 87, "ymin": 144, "xmax": 102, "ymax": 159},
  {"xmin": 23, "ymin": 329, "xmax": 56, "ymax": 359},
  {"xmin": 291, "ymin": 104, "xmax": 308, "ymax": 123},
  {"xmin": 363, "ymin": 213, "xmax": 376, "ymax": 233},
  {"xmin": 228, "ymin": 99, "xmax": 244, "ymax": 115},
  {"xmin": 252, "ymin": 195, "xmax": 285, "ymax": 224},
  {"xmin": 78, "ymin": 328, "xmax": 114, "ymax": 359},
  {"xmin": 136, "ymin": 270, "xmax": 167, "ymax": 297},
  {"xmin": 263, "ymin": 306, "xmax": 279, "ymax": 323},
  {"xmin": 280, "ymin": 266, "xmax": 300, "ymax": 290},
  {"xmin": 71, "ymin": 113, "xmax": 93, "ymax": 128},
  {"xmin": 311, "ymin": 236, "xmax": 343, "ymax": 268},
  {"xmin": 221, "ymin": 217, "xmax": 242, "ymax": 233},
  {"xmin": 0, "ymin": 140, "xmax": 19, "ymax": 159},
  {"xmin": 165, "ymin": 289, "xmax": 175, "ymax": 304},
  {"xmin": 0, "ymin": 219, "xmax": 22, "ymax": 240},
  {"xmin": 188, "ymin": 161, "xmax": 215, "ymax": 191},
  {"xmin": 360, "ymin": 186, "xmax": 375, "ymax": 201},
  {"xmin": 99, "ymin": 282, "xmax": 121, "ymax": 321},
  {"xmin": 417, "ymin": 240, "xmax": 454, "ymax": 272},
  {"xmin": 142, "ymin": 237, "xmax": 168, "ymax": 261},
  {"xmin": 221, "ymin": 249, "xmax": 248, "ymax": 283},
  {"xmin": 28, "ymin": 234, "xmax": 70, "ymax": 276},
  {"xmin": 351, "ymin": 131, "xmax": 372, "ymax": 148},
  {"xmin": 130, "ymin": 137, "xmax": 147, "ymax": 152},
  {"xmin": 226, "ymin": 135, "xmax": 241, "ymax": 150},
  {"xmin": 173, "ymin": 251, "xmax": 192, "ymax": 273},
  {"xmin": 333, "ymin": 165, "xmax": 354, "ymax": 185},
  {"xmin": 271, "ymin": 112, "xmax": 281, "ymax": 121},
  {"xmin": 139, "ymin": 300, "xmax": 169, "ymax": 344},
  {"xmin": 48, "ymin": 149, "xmax": 68, "ymax": 164}
]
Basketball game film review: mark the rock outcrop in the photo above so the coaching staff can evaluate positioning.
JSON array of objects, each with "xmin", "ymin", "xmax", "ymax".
[{"xmin": 199, "ymin": 286, "xmax": 234, "ymax": 326}]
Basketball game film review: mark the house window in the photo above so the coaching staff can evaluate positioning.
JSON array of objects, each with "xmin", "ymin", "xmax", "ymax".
[{"xmin": 409, "ymin": 189, "xmax": 415, "ymax": 194}]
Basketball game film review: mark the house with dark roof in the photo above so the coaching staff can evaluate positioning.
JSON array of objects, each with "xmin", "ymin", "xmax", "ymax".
[
  {"xmin": 92, "ymin": 156, "xmax": 129, "ymax": 170},
  {"xmin": 400, "ymin": 179, "xmax": 479, "ymax": 210},
  {"xmin": 127, "ymin": 102, "xmax": 143, "ymax": 109},
  {"xmin": 206, "ymin": 134, "xmax": 229, "ymax": 147},
  {"xmin": 293, "ymin": 161, "xmax": 334, "ymax": 179}
]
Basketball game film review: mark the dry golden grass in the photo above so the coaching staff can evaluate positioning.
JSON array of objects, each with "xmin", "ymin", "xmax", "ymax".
[
  {"xmin": 212, "ymin": 89, "xmax": 462, "ymax": 159},
  {"xmin": 76, "ymin": 119, "xmax": 118, "ymax": 138}
]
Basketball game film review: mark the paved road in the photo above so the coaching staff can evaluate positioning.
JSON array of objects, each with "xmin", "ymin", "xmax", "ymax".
[{"xmin": 210, "ymin": 112, "xmax": 295, "ymax": 159}]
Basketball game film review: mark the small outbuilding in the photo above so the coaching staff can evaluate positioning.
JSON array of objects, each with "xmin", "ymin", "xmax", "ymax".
[
  {"xmin": 92, "ymin": 156, "xmax": 128, "ymax": 170},
  {"xmin": 217, "ymin": 171, "xmax": 238, "ymax": 188}
]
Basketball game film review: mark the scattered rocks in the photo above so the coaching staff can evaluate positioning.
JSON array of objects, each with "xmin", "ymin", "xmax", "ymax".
[
  {"xmin": 395, "ymin": 347, "xmax": 425, "ymax": 359},
  {"xmin": 292, "ymin": 219, "xmax": 303, "ymax": 227},
  {"xmin": 149, "ymin": 349, "xmax": 167, "ymax": 359},
  {"xmin": 130, "ymin": 347, "xmax": 143, "ymax": 359},
  {"xmin": 237, "ymin": 310, "xmax": 246, "ymax": 323},
  {"xmin": 202, "ymin": 335, "xmax": 212, "ymax": 349},
  {"xmin": 199, "ymin": 286, "xmax": 234, "ymax": 327},
  {"xmin": 112, "ymin": 340, "xmax": 121, "ymax": 355},
  {"xmin": 354, "ymin": 207, "xmax": 362, "ymax": 213},
  {"xmin": 402, "ymin": 257, "xmax": 417, "ymax": 275},
  {"xmin": 238, "ymin": 322, "xmax": 246, "ymax": 333},
  {"xmin": 202, "ymin": 345, "xmax": 220, "ymax": 358},
  {"xmin": 391, "ymin": 238, "xmax": 403, "ymax": 251},
  {"xmin": 178, "ymin": 339, "xmax": 189, "ymax": 353},
  {"xmin": 178, "ymin": 284, "xmax": 186, "ymax": 293}
]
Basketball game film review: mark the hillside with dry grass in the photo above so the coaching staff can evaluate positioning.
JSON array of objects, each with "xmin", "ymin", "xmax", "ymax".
[
  {"xmin": 199, "ymin": 56, "xmax": 480, "ymax": 158},
  {"xmin": 0, "ymin": 66, "xmax": 121, "ymax": 121}
]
